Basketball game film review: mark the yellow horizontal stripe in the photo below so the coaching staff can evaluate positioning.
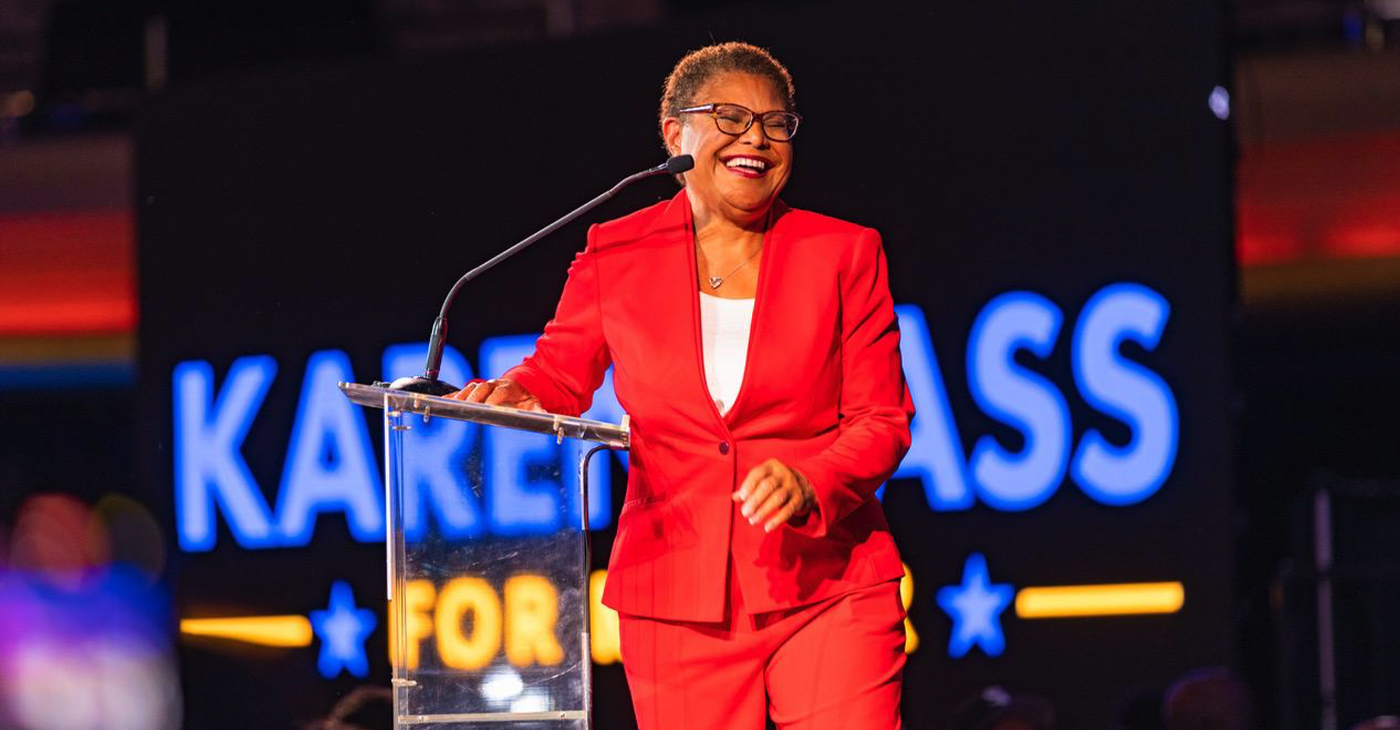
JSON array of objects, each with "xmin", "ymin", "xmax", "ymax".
[
  {"xmin": 180, "ymin": 616, "xmax": 313, "ymax": 647},
  {"xmin": 0, "ymin": 333, "xmax": 134, "ymax": 364},
  {"xmin": 1015, "ymin": 582, "xmax": 1184, "ymax": 619}
]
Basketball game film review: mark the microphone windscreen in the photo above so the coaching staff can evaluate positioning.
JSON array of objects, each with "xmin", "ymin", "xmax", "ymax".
[{"xmin": 666, "ymin": 154, "xmax": 695, "ymax": 174}]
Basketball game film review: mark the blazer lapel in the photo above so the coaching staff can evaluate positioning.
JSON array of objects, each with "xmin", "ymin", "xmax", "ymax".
[
  {"xmin": 646, "ymin": 189, "xmax": 728, "ymax": 428},
  {"xmin": 719, "ymin": 200, "xmax": 788, "ymax": 427},
  {"xmin": 654, "ymin": 189, "xmax": 791, "ymax": 431}
]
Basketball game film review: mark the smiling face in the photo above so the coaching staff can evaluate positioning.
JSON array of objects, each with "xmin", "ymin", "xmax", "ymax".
[{"xmin": 662, "ymin": 72, "xmax": 794, "ymax": 230}]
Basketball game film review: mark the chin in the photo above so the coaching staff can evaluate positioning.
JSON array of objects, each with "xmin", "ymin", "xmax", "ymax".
[
  {"xmin": 718, "ymin": 181, "xmax": 775, "ymax": 202},
  {"xmin": 722, "ymin": 196, "xmax": 771, "ymax": 214}
]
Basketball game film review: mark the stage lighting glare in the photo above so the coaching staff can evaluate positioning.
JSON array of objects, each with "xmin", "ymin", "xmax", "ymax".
[
  {"xmin": 1209, "ymin": 86, "xmax": 1230, "ymax": 120},
  {"xmin": 480, "ymin": 668, "xmax": 525, "ymax": 701},
  {"xmin": 1375, "ymin": 0, "xmax": 1400, "ymax": 19},
  {"xmin": 9, "ymin": 642, "xmax": 100, "ymax": 730},
  {"xmin": 8, "ymin": 494, "xmax": 111, "ymax": 589},
  {"xmin": 7, "ymin": 636, "xmax": 180, "ymax": 730},
  {"xmin": 510, "ymin": 691, "xmax": 550, "ymax": 714},
  {"xmin": 94, "ymin": 494, "xmax": 167, "ymax": 585},
  {"xmin": 2, "ymin": 91, "xmax": 35, "ymax": 118}
]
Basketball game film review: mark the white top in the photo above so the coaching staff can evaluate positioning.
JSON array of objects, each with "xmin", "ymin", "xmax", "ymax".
[{"xmin": 699, "ymin": 292, "xmax": 755, "ymax": 416}]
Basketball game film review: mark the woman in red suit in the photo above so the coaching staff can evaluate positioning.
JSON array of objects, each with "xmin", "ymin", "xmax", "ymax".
[{"xmin": 450, "ymin": 42, "xmax": 914, "ymax": 730}]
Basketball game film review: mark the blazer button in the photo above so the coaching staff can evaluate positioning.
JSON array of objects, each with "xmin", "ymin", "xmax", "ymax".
[{"xmin": 718, "ymin": 442, "xmax": 730, "ymax": 455}]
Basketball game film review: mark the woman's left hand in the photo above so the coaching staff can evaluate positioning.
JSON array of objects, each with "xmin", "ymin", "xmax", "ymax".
[{"xmin": 734, "ymin": 459, "xmax": 816, "ymax": 533}]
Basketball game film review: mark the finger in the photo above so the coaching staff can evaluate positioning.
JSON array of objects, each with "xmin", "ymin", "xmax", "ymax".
[
  {"xmin": 736, "ymin": 468, "xmax": 760, "ymax": 500},
  {"xmin": 448, "ymin": 383, "xmax": 479, "ymax": 401},
  {"xmin": 466, "ymin": 381, "xmax": 495, "ymax": 403},
  {"xmin": 741, "ymin": 458, "xmax": 789, "ymax": 502},
  {"xmin": 736, "ymin": 463, "xmax": 775, "ymax": 502},
  {"xmin": 484, "ymin": 384, "xmax": 516, "ymax": 406},
  {"xmin": 764, "ymin": 502, "xmax": 798, "ymax": 533},
  {"xmin": 740, "ymin": 478, "xmax": 776, "ymax": 520},
  {"xmin": 526, "ymin": 399, "xmax": 546, "ymax": 413},
  {"xmin": 748, "ymin": 482, "xmax": 792, "ymax": 525}
]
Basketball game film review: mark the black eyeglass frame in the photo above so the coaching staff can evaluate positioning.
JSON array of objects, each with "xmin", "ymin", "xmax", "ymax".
[{"xmin": 675, "ymin": 102, "xmax": 802, "ymax": 142}]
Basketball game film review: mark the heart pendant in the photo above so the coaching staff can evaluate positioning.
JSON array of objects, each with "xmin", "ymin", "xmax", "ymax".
[{"xmin": 708, "ymin": 276, "xmax": 723, "ymax": 289}]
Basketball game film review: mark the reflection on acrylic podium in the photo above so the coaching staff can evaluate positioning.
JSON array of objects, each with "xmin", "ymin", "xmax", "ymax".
[{"xmin": 341, "ymin": 383, "xmax": 629, "ymax": 730}]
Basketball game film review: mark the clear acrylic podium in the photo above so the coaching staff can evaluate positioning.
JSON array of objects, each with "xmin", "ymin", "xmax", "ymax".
[{"xmin": 340, "ymin": 382, "xmax": 629, "ymax": 730}]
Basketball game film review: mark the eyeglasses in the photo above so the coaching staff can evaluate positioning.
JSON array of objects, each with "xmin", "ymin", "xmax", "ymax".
[{"xmin": 676, "ymin": 103, "xmax": 801, "ymax": 142}]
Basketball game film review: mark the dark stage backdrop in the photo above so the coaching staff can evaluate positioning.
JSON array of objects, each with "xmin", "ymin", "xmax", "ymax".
[{"xmin": 136, "ymin": 4, "xmax": 1234, "ymax": 728}]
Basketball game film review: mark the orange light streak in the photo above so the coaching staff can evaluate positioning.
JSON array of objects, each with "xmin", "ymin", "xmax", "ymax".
[{"xmin": 180, "ymin": 616, "xmax": 313, "ymax": 647}]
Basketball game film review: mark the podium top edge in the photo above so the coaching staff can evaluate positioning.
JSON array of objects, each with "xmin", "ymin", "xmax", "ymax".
[{"xmin": 338, "ymin": 382, "xmax": 629, "ymax": 448}]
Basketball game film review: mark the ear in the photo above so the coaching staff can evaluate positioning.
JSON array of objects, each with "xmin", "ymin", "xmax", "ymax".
[{"xmin": 661, "ymin": 116, "xmax": 684, "ymax": 157}]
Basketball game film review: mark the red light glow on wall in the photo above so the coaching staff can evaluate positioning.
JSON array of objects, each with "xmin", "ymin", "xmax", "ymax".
[
  {"xmin": 1237, "ymin": 131, "xmax": 1400, "ymax": 266},
  {"xmin": 0, "ymin": 209, "xmax": 135, "ymax": 336}
]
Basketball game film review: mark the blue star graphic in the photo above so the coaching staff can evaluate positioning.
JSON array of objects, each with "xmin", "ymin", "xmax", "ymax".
[
  {"xmin": 310, "ymin": 581, "xmax": 378, "ymax": 678},
  {"xmin": 936, "ymin": 553, "xmax": 1015, "ymax": 658}
]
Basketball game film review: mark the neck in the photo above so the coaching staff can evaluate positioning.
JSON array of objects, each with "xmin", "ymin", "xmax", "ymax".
[{"xmin": 689, "ymin": 195, "xmax": 771, "ymax": 245}]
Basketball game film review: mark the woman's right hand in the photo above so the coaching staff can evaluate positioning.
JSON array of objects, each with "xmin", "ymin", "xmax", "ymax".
[{"xmin": 445, "ymin": 378, "xmax": 546, "ymax": 412}]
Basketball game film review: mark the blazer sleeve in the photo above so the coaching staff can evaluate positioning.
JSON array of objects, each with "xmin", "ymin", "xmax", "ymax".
[
  {"xmin": 501, "ymin": 224, "xmax": 611, "ymax": 417},
  {"xmin": 788, "ymin": 227, "xmax": 914, "ymax": 538}
]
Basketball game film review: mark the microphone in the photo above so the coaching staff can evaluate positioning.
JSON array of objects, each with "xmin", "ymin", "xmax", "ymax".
[
  {"xmin": 662, "ymin": 155, "xmax": 695, "ymax": 175},
  {"xmin": 386, "ymin": 154, "xmax": 695, "ymax": 395}
]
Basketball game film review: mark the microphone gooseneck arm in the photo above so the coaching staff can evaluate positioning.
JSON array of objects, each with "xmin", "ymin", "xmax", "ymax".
[{"xmin": 407, "ymin": 154, "xmax": 694, "ymax": 391}]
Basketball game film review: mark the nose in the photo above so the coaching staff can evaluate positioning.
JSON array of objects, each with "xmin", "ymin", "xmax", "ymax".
[{"xmin": 739, "ymin": 118, "xmax": 769, "ymax": 148}]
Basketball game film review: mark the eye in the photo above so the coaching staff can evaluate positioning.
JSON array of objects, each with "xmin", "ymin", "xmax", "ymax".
[
  {"xmin": 761, "ymin": 113, "xmax": 799, "ymax": 140},
  {"xmin": 717, "ymin": 109, "xmax": 748, "ymax": 125}
]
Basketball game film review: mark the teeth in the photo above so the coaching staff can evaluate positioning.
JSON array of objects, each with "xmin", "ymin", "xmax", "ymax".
[{"xmin": 725, "ymin": 157, "xmax": 767, "ymax": 171}]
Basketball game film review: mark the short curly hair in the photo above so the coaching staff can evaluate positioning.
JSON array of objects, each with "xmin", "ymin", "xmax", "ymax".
[{"xmin": 659, "ymin": 41, "xmax": 796, "ymax": 142}]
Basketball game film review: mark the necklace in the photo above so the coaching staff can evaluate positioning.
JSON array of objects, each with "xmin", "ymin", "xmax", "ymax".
[
  {"xmin": 700, "ymin": 243, "xmax": 762, "ymax": 289},
  {"xmin": 695, "ymin": 208, "xmax": 771, "ymax": 290}
]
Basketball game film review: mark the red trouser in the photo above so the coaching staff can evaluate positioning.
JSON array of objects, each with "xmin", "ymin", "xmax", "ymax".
[{"xmin": 617, "ymin": 569, "xmax": 906, "ymax": 730}]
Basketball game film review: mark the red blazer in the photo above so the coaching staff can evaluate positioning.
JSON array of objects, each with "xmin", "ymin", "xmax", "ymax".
[{"xmin": 505, "ymin": 189, "xmax": 913, "ymax": 621}]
